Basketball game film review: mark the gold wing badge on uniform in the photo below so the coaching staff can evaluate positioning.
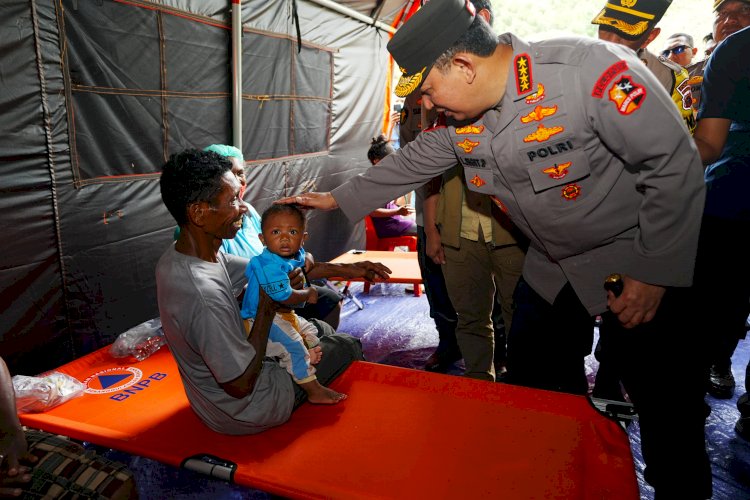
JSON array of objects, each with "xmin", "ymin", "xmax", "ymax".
[{"xmin": 395, "ymin": 67, "xmax": 427, "ymax": 98}]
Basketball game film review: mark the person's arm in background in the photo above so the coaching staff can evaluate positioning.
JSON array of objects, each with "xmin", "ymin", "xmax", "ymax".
[
  {"xmin": 0, "ymin": 357, "xmax": 35, "ymax": 495},
  {"xmin": 307, "ymin": 260, "xmax": 392, "ymax": 283},
  {"xmin": 422, "ymin": 175, "xmax": 445, "ymax": 265},
  {"xmin": 693, "ymin": 117, "xmax": 731, "ymax": 165},
  {"xmin": 369, "ymin": 205, "xmax": 415, "ymax": 218}
]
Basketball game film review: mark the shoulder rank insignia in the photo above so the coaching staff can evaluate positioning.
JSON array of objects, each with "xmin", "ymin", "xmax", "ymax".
[
  {"xmin": 523, "ymin": 124, "xmax": 564, "ymax": 143},
  {"xmin": 525, "ymin": 83, "xmax": 545, "ymax": 104},
  {"xmin": 514, "ymin": 54, "xmax": 533, "ymax": 95},
  {"xmin": 521, "ymin": 104, "xmax": 558, "ymax": 124},
  {"xmin": 608, "ymin": 75, "xmax": 646, "ymax": 115},
  {"xmin": 457, "ymin": 138, "xmax": 480, "ymax": 153},
  {"xmin": 542, "ymin": 161, "xmax": 572, "ymax": 180},
  {"xmin": 592, "ymin": 61, "xmax": 629, "ymax": 98},
  {"xmin": 455, "ymin": 124, "xmax": 485, "ymax": 135}
]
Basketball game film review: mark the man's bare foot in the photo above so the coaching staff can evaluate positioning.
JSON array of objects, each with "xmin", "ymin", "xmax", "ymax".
[
  {"xmin": 308, "ymin": 346, "xmax": 322, "ymax": 365},
  {"xmin": 301, "ymin": 379, "xmax": 347, "ymax": 404}
]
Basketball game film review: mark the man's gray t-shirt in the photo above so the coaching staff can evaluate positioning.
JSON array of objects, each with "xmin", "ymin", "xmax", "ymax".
[{"xmin": 156, "ymin": 245, "xmax": 295, "ymax": 435}]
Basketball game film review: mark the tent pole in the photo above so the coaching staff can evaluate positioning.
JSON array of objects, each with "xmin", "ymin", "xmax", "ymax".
[
  {"xmin": 232, "ymin": 0, "xmax": 242, "ymax": 150},
  {"xmin": 306, "ymin": 0, "xmax": 396, "ymax": 33}
]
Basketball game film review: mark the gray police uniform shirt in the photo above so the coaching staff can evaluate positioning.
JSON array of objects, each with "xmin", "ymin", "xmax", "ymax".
[
  {"xmin": 156, "ymin": 246, "xmax": 295, "ymax": 435},
  {"xmin": 332, "ymin": 33, "xmax": 704, "ymax": 315}
]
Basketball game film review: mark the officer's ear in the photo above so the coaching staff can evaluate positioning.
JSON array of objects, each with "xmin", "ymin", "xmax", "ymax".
[
  {"xmin": 641, "ymin": 27, "xmax": 661, "ymax": 49},
  {"xmin": 452, "ymin": 53, "xmax": 477, "ymax": 84}
]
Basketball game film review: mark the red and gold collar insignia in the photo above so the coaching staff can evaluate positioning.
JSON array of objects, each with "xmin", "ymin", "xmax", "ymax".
[
  {"xmin": 525, "ymin": 83, "xmax": 545, "ymax": 104},
  {"xmin": 457, "ymin": 138, "xmax": 480, "ymax": 153},
  {"xmin": 455, "ymin": 124, "xmax": 485, "ymax": 135},
  {"xmin": 561, "ymin": 183, "xmax": 581, "ymax": 201},
  {"xmin": 542, "ymin": 161, "xmax": 572, "ymax": 179},
  {"xmin": 608, "ymin": 75, "xmax": 646, "ymax": 115},
  {"xmin": 514, "ymin": 54, "xmax": 533, "ymax": 95},
  {"xmin": 469, "ymin": 174, "xmax": 486, "ymax": 188},
  {"xmin": 520, "ymin": 104, "xmax": 558, "ymax": 124},
  {"xmin": 523, "ymin": 124, "xmax": 564, "ymax": 143}
]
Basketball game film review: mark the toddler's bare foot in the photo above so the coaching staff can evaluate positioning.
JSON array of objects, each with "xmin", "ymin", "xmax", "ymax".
[
  {"xmin": 308, "ymin": 346, "xmax": 322, "ymax": 365},
  {"xmin": 301, "ymin": 379, "xmax": 347, "ymax": 404}
]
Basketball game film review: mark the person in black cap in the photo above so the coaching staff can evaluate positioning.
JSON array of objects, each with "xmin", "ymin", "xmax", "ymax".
[
  {"xmin": 592, "ymin": 0, "xmax": 696, "ymax": 134},
  {"xmin": 277, "ymin": 0, "xmax": 711, "ymax": 496},
  {"xmin": 588, "ymin": 0, "xmax": 697, "ymax": 405}
]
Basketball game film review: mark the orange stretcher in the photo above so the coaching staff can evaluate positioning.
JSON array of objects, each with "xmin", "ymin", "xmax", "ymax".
[{"xmin": 20, "ymin": 346, "xmax": 639, "ymax": 499}]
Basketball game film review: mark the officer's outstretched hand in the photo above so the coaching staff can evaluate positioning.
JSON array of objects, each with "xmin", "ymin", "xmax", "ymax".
[{"xmin": 275, "ymin": 192, "xmax": 338, "ymax": 211}]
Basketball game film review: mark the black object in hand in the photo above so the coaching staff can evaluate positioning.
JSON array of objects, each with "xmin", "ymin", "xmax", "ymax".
[{"xmin": 604, "ymin": 273, "xmax": 624, "ymax": 297}]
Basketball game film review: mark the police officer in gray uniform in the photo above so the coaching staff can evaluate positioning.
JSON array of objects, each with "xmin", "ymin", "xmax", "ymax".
[{"xmin": 278, "ymin": 0, "xmax": 710, "ymax": 496}]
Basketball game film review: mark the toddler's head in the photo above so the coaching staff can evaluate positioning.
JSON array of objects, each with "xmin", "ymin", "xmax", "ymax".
[{"xmin": 260, "ymin": 204, "xmax": 307, "ymax": 258}]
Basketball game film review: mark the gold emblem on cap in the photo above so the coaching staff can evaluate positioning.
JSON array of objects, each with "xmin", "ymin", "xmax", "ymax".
[
  {"xmin": 621, "ymin": 0, "xmax": 637, "ymax": 8},
  {"xmin": 395, "ymin": 67, "xmax": 426, "ymax": 98},
  {"xmin": 592, "ymin": 9, "xmax": 649, "ymax": 36}
]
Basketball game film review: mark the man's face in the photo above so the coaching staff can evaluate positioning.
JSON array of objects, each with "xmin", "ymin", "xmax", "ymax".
[
  {"xmin": 714, "ymin": 0, "xmax": 750, "ymax": 42},
  {"xmin": 663, "ymin": 44, "xmax": 696, "ymax": 66},
  {"xmin": 419, "ymin": 64, "xmax": 484, "ymax": 122},
  {"xmin": 204, "ymin": 171, "xmax": 247, "ymax": 240},
  {"xmin": 260, "ymin": 212, "xmax": 306, "ymax": 258},
  {"xmin": 228, "ymin": 156, "xmax": 247, "ymax": 198}
]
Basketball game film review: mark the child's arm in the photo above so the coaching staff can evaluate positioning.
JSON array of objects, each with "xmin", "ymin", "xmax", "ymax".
[{"xmin": 277, "ymin": 284, "xmax": 318, "ymax": 306}]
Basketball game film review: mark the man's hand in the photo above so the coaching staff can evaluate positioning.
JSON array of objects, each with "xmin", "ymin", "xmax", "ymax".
[
  {"xmin": 606, "ymin": 275, "xmax": 665, "ymax": 329},
  {"xmin": 396, "ymin": 205, "xmax": 415, "ymax": 217},
  {"xmin": 303, "ymin": 252, "xmax": 315, "ymax": 274},
  {"xmin": 0, "ymin": 427, "xmax": 35, "ymax": 497},
  {"xmin": 349, "ymin": 261, "xmax": 392, "ymax": 282},
  {"xmin": 425, "ymin": 232, "xmax": 445, "ymax": 265},
  {"xmin": 306, "ymin": 286, "xmax": 319, "ymax": 304},
  {"xmin": 288, "ymin": 268, "xmax": 305, "ymax": 290},
  {"xmin": 275, "ymin": 192, "xmax": 338, "ymax": 211}
]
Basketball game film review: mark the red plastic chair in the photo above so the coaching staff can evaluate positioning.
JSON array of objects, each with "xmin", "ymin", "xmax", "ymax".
[
  {"xmin": 361, "ymin": 216, "xmax": 419, "ymax": 295},
  {"xmin": 364, "ymin": 215, "xmax": 417, "ymax": 252}
]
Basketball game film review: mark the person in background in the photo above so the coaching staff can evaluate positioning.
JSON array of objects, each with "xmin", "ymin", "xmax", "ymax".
[
  {"xmin": 398, "ymin": 77, "xmax": 462, "ymax": 373},
  {"xmin": 278, "ymin": 0, "xmax": 710, "ymax": 495},
  {"xmin": 240, "ymin": 204, "xmax": 347, "ymax": 405},
  {"xmin": 661, "ymin": 33, "xmax": 698, "ymax": 67},
  {"xmin": 156, "ymin": 149, "xmax": 368, "ymax": 435},
  {"xmin": 366, "ymin": 135, "xmax": 417, "ymax": 238},
  {"xmin": 1, "ymin": 356, "xmax": 137, "ymax": 499},
  {"xmin": 687, "ymin": 33, "xmax": 718, "ymax": 112},
  {"xmin": 692, "ymin": 0, "xmax": 750, "ymax": 399},
  {"xmin": 204, "ymin": 144, "xmax": 387, "ymax": 332},
  {"xmin": 590, "ymin": 0, "xmax": 697, "ymax": 403},
  {"xmin": 593, "ymin": 0, "xmax": 696, "ymax": 134},
  {"xmin": 431, "ymin": 0, "xmax": 526, "ymax": 383}
]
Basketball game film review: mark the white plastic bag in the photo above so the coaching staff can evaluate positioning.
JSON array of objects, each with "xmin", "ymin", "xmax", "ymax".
[
  {"xmin": 110, "ymin": 317, "xmax": 166, "ymax": 361},
  {"xmin": 13, "ymin": 372, "xmax": 85, "ymax": 414}
]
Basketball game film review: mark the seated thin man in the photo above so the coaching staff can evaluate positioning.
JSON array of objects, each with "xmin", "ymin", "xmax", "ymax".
[{"xmin": 155, "ymin": 149, "xmax": 371, "ymax": 434}]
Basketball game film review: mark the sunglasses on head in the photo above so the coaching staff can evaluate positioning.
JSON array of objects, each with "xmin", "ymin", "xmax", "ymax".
[{"xmin": 662, "ymin": 45, "xmax": 689, "ymax": 57}]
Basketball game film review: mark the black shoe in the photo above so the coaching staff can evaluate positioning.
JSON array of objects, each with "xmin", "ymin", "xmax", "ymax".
[
  {"xmin": 708, "ymin": 365, "xmax": 736, "ymax": 399},
  {"xmin": 424, "ymin": 348, "xmax": 462, "ymax": 373}
]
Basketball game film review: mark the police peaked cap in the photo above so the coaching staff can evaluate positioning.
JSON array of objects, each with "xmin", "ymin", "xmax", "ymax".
[
  {"xmin": 387, "ymin": 0, "xmax": 476, "ymax": 97},
  {"xmin": 714, "ymin": 0, "xmax": 750, "ymax": 11},
  {"xmin": 592, "ymin": 0, "xmax": 673, "ymax": 41}
]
